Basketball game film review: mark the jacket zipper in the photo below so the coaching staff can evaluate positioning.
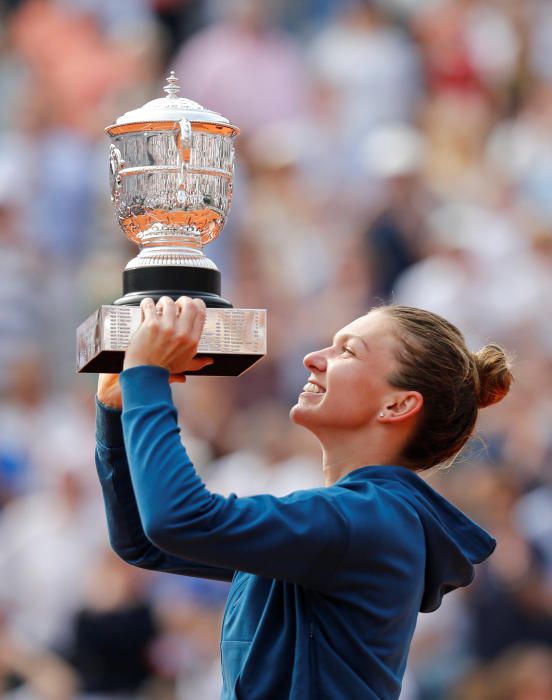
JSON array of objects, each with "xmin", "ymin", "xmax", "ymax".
[{"xmin": 309, "ymin": 620, "xmax": 318, "ymax": 700}]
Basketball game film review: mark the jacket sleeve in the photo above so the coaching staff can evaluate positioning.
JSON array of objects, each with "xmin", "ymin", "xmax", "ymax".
[
  {"xmin": 95, "ymin": 398, "xmax": 234, "ymax": 582},
  {"xmin": 119, "ymin": 366, "xmax": 350, "ymax": 590}
]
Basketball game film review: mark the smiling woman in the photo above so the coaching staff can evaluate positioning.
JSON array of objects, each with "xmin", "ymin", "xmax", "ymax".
[
  {"xmin": 291, "ymin": 305, "xmax": 513, "ymax": 482},
  {"xmin": 95, "ymin": 297, "xmax": 512, "ymax": 700}
]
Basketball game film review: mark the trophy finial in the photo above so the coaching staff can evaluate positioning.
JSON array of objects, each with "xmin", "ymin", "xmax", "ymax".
[{"xmin": 163, "ymin": 71, "xmax": 180, "ymax": 98}]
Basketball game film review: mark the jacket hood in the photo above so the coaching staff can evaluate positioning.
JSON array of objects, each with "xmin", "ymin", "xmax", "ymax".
[{"xmin": 344, "ymin": 465, "xmax": 496, "ymax": 613}]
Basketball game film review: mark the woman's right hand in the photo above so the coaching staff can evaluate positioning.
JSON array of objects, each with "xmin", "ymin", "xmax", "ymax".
[{"xmin": 97, "ymin": 368, "xmax": 192, "ymax": 410}]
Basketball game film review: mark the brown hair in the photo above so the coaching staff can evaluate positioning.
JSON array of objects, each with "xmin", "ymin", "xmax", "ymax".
[{"xmin": 381, "ymin": 305, "xmax": 513, "ymax": 470}]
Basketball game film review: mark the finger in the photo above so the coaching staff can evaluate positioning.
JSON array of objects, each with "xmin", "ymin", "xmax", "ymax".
[
  {"xmin": 175, "ymin": 295, "xmax": 193, "ymax": 309},
  {"xmin": 140, "ymin": 298, "xmax": 156, "ymax": 323},
  {"xmin": 190, "ymin": 300, "xmax": 207, "ymax": 344},
  {"xmin": 187, "ymin": 356, "xmax": 214, "ymax": 372},
  {"xmin": 175, "ymin": 296, "xmax": 194, "ymax": 316},
  {"xmin": 168, "ymin": 374, "xmax": 187, "ymax": 384},
  {"xmin": 193, "ymin": 298, "xmax": 207, "ymax": 313},
  {"xmin": 175, "ymin": 297, "xmax": 197, "ymax": 337},
  {"xmin": 157, "ymin": 296, "xmax": 176, "ymax": 327}
]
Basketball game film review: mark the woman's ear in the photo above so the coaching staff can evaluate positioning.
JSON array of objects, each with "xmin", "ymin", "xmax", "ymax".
[{"xmin": 379, "ymin": 391, "xmax": 423, "ymax": 423}]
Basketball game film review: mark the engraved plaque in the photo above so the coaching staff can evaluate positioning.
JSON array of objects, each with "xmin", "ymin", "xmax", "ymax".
[{"xmin": 77, "ymin": 306, "xmax": 266, "ymax": 376}]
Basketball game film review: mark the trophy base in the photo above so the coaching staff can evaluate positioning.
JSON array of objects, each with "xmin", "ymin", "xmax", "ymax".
[
  {"xmin": 77, "ymin": 305, "xmax": 266, "ymax": 377},
  {"xmin": 113, "ymin": 290, "xmax": 233, "ymax": 307},
  {"xmin": 114, "ymin": 266, "xmax": 232, "ymax": 308},
  {"xmin": 78, "ymin": 350, "xmax": 263, "ymax": 376}
]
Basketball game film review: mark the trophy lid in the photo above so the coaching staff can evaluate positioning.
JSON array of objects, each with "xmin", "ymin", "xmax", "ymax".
[{"xmin": 108, "ymin": 72, "xmax": 238, "ymax": 133}]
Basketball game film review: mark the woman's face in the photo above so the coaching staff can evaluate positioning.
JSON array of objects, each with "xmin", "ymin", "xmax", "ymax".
[{"xmin": 290, "ymin": 310, "xmax": 400, "ymax": 434}]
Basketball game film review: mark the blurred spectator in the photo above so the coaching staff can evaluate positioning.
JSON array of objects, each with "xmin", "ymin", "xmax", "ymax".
[
  {"xmin": 152, "ymin": 0, "xmax": 206, "ymax": 59},
  {"xmin": 206, "ymin": 400, "xmax": 321, "ymax": 497},
  {"xmin": 393, "ymin": 199, "xmax": 529, "ymax": 346},
  {"xmin": 0, "ymin": 620, "xmax": 78, "ymax": 700},
  {"xmin": 172, "ymin": 0, "xmax": 309, "ymax": 136},
  {"xmin": 0, "ymin": 184, "xmax": 46, "ymax": 397},
  {"xmin": 308, "ymin": 0, "xmax": 423, "ymax": 172},
  {"xmin": 0, "ymin": 453, "xmax": 104, "ymax": 653},
  {"xmin": 452, "ymin": 646, "xmax": 552, "ymax": 700},
  {"xmin": 361, "ymin": 123, "xmax": 434, "ymax": 301},
  {"xmin": 516, "ymin": 484, "xmax": 552, "ymax": 583},
  {"xmin": 466, "ymin": 473, "xmax": 552, "ymax": 661},
  {"xmin": 413, "ymin": 0, "xmax": 521, "ymax": 100},
  {"xmin": 65, "ymin": 550, "xmax": 158, "ymax": 698}
]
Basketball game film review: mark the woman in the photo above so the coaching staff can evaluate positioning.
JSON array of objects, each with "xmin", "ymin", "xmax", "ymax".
[{"xmin": 95, "ymin": 296, "xmax": 512, "ymax": 700}]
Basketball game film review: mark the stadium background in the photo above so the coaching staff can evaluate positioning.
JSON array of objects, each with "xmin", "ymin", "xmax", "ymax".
[{"xmin": 0, "ymin": 0, "xmax": 551, "ymax": 697}]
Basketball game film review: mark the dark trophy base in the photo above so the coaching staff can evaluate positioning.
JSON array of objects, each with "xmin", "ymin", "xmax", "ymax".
[
  {"xmin": 80, "ymin": 349, "xmax": 263, "ymax": 376},
  {"xmin": 113, "ymin": 265, "xmax": 233, "ymax": 308}
]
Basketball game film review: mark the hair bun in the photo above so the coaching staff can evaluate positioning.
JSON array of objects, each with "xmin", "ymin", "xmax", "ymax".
[{"xmin": 473, "ymin": 343, "xmax": 513, "ymax": 409}]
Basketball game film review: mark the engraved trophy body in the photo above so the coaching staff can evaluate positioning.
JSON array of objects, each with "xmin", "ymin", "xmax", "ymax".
[{"xmin": 77, "ymin": 73, "xmax": 266, "ymax": 376}]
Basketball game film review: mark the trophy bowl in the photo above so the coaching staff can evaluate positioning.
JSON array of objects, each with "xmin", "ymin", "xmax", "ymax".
[{"xmin": 76, "ymin": 72, "xmax": 266, "ymax": 376}]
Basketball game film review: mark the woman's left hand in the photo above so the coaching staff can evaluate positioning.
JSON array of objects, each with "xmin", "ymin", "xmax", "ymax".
[{"xmin": 123, "ymin": 296, "xmax": 213, "ymax": 375}]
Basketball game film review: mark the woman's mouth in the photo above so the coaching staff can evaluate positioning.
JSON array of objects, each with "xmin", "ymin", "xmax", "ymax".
[{"xmin": 302, "ymin": 382, "xmax": 325, "ymax": 394}]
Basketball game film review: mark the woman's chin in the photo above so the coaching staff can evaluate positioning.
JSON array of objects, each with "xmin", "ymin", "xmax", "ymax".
[{"xmin": 290, "ymin": 401, "xmax": 315, "ymax": 429}]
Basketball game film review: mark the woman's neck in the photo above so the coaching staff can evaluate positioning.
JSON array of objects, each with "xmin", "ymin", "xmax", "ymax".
[{"xmin": 320, "ymin": 428, "xmax": 406, "ymax": 486}]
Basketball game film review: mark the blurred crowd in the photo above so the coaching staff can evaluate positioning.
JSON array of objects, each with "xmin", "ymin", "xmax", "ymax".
[{"xmin": 0, "ymin": 0, "xmax": 551, "ymax": 697}]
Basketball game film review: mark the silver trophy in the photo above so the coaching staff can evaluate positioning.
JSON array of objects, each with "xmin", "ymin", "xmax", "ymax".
[{"xmin": 77, "ymin": 72, "xmax": 266, "ymax": 376}]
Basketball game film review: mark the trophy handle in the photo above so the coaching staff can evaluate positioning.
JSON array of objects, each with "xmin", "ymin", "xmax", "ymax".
[
  {"xmin": 174, "ymin": 118, "xmax": 192, "ymax": 203},
  {"xmin": 109, "ymin": 145, "xmax": 125, "ymax": 204},
  {"xmin": 174, "ymin": 118, "xmax": 192, "ymax": 165}
]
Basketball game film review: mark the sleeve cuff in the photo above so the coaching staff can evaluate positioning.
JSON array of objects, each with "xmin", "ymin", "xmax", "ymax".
[
  {"xmin": 95, "ymin": 397, "xmax": 124, "ymax": 448},
  {"xmin": 120, "ymin": 365, "xmax": 172, "ymax": 410}
]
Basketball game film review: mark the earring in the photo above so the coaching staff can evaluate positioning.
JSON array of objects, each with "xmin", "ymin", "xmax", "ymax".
[{"xmin": 379, "ymin": 412, "xmax": 385, "ymax": 417}]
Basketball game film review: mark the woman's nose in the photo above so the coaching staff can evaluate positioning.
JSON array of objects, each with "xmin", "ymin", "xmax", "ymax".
[{"xmin": 303, "ymin": 348, "xmax": 327, "ymax": 372}]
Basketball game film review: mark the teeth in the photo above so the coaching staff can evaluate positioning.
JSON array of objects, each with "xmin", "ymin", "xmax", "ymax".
[{"xmin": 303, "ymin": 382, "xmax": 325, "ymax": 394}]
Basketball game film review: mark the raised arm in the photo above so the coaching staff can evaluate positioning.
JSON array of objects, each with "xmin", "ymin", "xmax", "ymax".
[
  {"xmin": 119, "ymin": 365, "xmax": 350, "ymax": 590},
  {"xmin": 95, "ymin": 379, "xmax": 234, "ymax": 582},
  {"xmin": 114, "ymin": 296, "xmax": 350, "ymax": 590}
]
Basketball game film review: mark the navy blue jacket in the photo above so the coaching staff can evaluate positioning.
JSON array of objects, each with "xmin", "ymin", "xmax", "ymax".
[{"xmin": 95, "ymin": 366, "xmax": 496, "ymax": 700}]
